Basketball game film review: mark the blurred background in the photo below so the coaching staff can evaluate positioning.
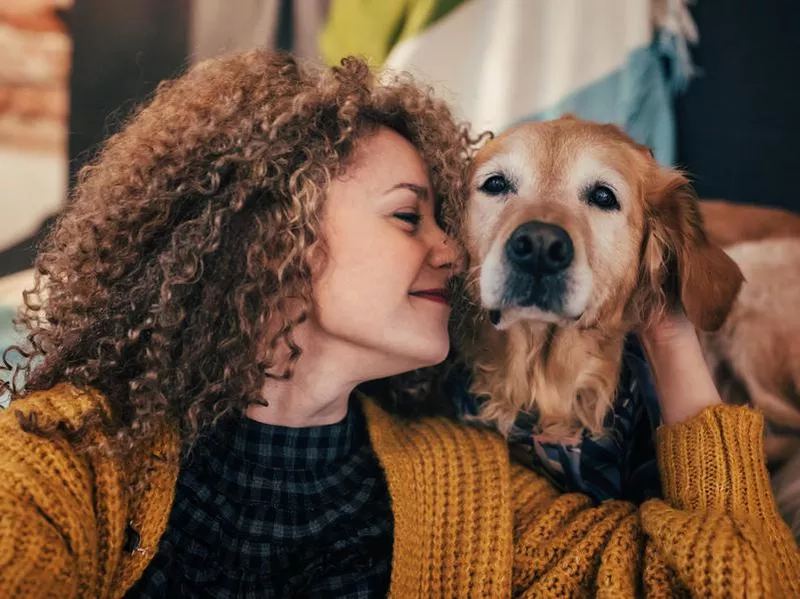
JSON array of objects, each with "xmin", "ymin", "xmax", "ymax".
[{"xmin": 1, "ymin": 0, "xmax": 799, "ymax": 335}]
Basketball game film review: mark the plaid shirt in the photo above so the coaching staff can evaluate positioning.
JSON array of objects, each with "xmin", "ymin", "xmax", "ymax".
[{"xmin": 126, "ymin": 400, "xmax": 393, "ymax": 598}]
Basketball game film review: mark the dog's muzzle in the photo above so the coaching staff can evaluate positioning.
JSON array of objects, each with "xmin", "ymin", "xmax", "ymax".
[
  {"xmin": 502, "ymin": 220, "xmax": 574, "ymax": 312},
  {"xmin": 506, "ymin": 221, "xmax": 574, "ymax": 274}
]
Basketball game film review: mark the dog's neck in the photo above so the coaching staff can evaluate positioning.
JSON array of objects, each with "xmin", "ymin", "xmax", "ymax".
[{"xmin": 466, "ymin": 318, "xmax": 627, "ymax": 438}]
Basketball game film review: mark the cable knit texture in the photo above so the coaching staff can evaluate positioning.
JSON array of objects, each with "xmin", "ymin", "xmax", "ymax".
[{"xmin": 0, "ymin": 384, "xmax": 798, "ymax": 598}]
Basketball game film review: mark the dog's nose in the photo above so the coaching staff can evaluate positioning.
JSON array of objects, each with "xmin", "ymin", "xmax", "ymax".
[{"xmin": 505, "ymin": 221, "xmax": 574, "ymax": 273}]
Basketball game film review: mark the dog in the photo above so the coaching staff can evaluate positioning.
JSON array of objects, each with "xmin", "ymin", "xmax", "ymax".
[
  {"xmin": 700, "ymin": 199, "xmax": 800, "ymax": 248},
  {"xmin": 453, "ymin": 115, "xmax": 743, "ymax": 446},
  {"xmin": 701, "ymin": 238, "xmax": 800, "ymax": 464},
  {"xmin": 698, "ymin": 237, "xmax": 800, "ymax": 539}
]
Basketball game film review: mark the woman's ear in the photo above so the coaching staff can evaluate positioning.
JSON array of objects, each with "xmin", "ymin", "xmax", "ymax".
[{"xmin": 638, "ymin": 168, "xmax": 744, "ymax": 332}]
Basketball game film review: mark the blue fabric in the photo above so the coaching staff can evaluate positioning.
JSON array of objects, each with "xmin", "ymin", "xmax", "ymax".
[
  {"xmin": 511, "ymin": 44, "xmax": 677, "ymax": 166},
  {"xmin": 0, "ymin": 305, "xmax": 24, "ymax": 407},
  {"xmin": 0, "ymin": 305, "xmax": 19, "ymax": 355}
]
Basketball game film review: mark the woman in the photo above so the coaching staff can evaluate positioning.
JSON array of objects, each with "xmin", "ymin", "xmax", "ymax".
[{"xmin": 0, "ymin": 50, "xmax": 797, "ymax": 598}]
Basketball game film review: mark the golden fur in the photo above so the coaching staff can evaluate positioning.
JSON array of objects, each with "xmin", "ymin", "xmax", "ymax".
[
  {"xmin": 697, "ymin": 236, "xmax": 800, "ymax": 539},
  {"xmin": 454, "ymin": 116, "xmax": 743, "ymax": 438},
  {"xmin": 700, "ymin": 199, "xmax": 800, "ymax": 248},
  {"xmin": 701, "ymin": 238, "xmax": 800, "ymax": 464}
]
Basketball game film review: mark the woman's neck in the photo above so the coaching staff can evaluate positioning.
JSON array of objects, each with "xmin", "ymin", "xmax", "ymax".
[{"xmin": 247, "ymin": 351, "xmax": 359, "ymax": 428}]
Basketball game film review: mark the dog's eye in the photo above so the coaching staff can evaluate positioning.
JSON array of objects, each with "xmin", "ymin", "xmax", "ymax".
[
  {"xmin": 587, "ymin": 185, "xmax": 619, "ymax": 210},
  {"xmin": 479, "ymin": 174, "xmax": 511, "ymax": 196}
]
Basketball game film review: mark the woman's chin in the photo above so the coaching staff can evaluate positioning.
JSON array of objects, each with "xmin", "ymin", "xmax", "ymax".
[{"xmin": 411, "ymin": 339, "xmax": 450, "ymax": 369}]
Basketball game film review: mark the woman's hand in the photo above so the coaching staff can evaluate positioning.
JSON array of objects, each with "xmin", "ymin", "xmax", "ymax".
[{"xmin": 638, "ymin": 311, "xmax": 723, "ymax": 426}]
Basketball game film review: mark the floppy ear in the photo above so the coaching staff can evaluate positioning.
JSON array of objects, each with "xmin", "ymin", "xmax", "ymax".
[{"xmin": 638, "ymin": 169, "xmax": 744, "ymax": 331}]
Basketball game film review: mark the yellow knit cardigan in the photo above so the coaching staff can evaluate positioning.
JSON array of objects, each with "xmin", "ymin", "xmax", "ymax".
[{"xmin": 0, "ymin": 384, "xmax": 798, "ymax": 598}]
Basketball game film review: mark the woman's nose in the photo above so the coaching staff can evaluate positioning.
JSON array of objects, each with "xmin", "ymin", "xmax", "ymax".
[{"xmin": 430, "ymin": 232, "xmax": 465, "ymax": 274}]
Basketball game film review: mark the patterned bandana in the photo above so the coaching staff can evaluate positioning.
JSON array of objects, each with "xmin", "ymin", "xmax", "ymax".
[{"xmin": 450, "ymin": 336, "xmax": 663, "ymax": 504}]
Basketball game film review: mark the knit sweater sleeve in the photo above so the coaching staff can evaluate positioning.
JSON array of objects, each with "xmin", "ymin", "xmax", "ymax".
[
  {"xmin": 509, "ymin": 404, "xmax": 800, "ymax": 598},
  {"xmin": 0, "ymin": 389, "xmax": 116, "ymax": 598}
]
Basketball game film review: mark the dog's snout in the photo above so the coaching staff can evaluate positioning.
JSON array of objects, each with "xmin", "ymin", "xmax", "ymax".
[{"xmin": 505, "ymin": 221, "xmax": 574, "ymax": 274}]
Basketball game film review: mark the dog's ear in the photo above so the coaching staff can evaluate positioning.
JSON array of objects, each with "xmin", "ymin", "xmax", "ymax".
[{"xmin": 638, "ymin": 168, "xmax": 744, "ymax": 331}]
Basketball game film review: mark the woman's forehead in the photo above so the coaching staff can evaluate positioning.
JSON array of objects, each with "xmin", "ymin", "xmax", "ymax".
[{"xmin": 344, "ymin": 128, "xmax": 433, "ymax": 188}]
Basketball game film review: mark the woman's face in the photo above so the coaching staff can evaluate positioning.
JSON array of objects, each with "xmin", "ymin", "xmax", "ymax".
[{"xmin": 310, "ymin": 126, "xmax": 463, "ymax": 381}]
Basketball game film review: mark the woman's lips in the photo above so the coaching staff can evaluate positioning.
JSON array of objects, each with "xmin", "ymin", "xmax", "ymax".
[{"xmin": 409, "ymin": 289, "xmax": 450, "ymax": 305}]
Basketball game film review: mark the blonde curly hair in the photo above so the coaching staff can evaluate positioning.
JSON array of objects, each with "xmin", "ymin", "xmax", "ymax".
[{"xmin": 2, "ymin": 50, "xmax": 475, "ymax": 455}]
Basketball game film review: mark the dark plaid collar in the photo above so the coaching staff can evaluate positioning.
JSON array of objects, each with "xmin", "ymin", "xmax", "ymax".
[
  {"xmin": 128, "ymin": 397, "xmax": 393, "ymax": 598},
  {"xmin": 212, "ymin": 400, "xmax": 361, "ymax": 470}
]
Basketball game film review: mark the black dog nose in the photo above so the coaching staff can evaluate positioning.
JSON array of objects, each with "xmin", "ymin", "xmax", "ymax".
[{"xmin": 505, "ymin": 221, "xmax": 574, "ymax": 273}]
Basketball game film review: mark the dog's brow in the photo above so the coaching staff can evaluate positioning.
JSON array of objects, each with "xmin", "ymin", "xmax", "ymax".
[
  {"xmin": 474, "ymin": 157, "xmax": 507, "ymax": 176},
  {"xmin": 473, "ymin": 148, "xmax": 526, "ymax": 181},
  {"xmin": 385, "ymin": 182, "xmax": 430, "ymax": 200}
]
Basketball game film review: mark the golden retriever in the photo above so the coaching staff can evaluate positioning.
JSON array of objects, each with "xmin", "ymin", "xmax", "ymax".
[
  {"xmin": 455, "ymin": 115, "xmax": 743, "ymax": 439},
  {"xmin": 701, "ymin": 239, "xmax": 800, "ymax": 462},
  {"xmin": 699, "ymin": 237, "xmax": 800, "ymax": 540},
  {"xmin": 700, "ymin": 199, "xmax": 800, "ymax": 248}
]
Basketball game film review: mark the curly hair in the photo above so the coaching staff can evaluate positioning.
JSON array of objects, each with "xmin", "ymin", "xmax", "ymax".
[{"xmin": 1, "ymin": 50, "xmax": 475, "ymax": 456}]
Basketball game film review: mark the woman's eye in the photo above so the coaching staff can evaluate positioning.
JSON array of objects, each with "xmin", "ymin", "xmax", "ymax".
[
  {"xmin": 394, "ymin": 212, "xmax": 421, "ymax": 229},
  {"xmin": 479, "ymin": 174, "xmax": 511, "ymax": 196}
]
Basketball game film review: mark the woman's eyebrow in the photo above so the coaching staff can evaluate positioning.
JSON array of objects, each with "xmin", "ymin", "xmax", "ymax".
[{"xmin": 384, "ymin": 182, "xmax": 430, "ymax": 201}]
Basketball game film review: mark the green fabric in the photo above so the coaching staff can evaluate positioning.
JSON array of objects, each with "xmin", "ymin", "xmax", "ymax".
[{"xmin": 320, "ymin": 0, "xmax": 467, "ymax": 66}]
